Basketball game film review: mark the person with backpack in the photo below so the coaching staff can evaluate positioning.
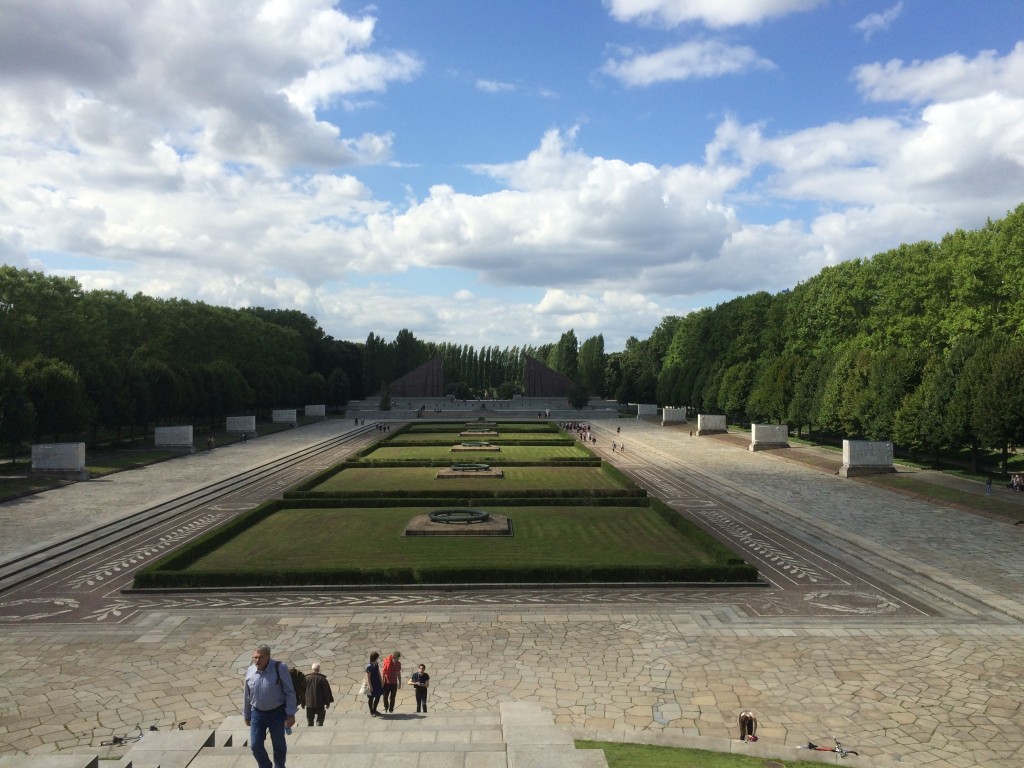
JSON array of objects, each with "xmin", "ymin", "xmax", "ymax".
[
  {"xmin": 243, "ymin": 644, "xmax": 297, "ymax": 768},
  {"xmin": 381, "ymin": 651, "xmax": 402, "ymax": 713},
  {"xmin": 303, "ymin": 662, "xmax": 334, "ymax": 726}
]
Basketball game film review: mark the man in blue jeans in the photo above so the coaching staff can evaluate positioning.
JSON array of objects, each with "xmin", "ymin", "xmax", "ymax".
[{"xmin": 243, "ymin": 644, "xmax": 297, "ymax": 768}]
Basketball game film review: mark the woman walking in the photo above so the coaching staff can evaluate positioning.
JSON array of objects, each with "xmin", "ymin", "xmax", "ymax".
[{"xmin": 365, "ymin": 652, "xmax": 384, "ymax": 716}]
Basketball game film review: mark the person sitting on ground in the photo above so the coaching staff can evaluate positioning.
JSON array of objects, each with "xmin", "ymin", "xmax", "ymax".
[{"xmin": 738, "ymin": 710, "xmax": 758, "ymax": 741}]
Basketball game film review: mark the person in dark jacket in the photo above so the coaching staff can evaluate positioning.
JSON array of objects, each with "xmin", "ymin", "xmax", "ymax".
[{"xmin": 304, "ymin": 662, "xmax": 334, "ymax": 726}]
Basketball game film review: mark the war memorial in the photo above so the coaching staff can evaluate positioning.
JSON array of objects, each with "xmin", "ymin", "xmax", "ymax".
[{"xmin": 1, "ymin": 362, "xmax": 1023, "ymax": 767}]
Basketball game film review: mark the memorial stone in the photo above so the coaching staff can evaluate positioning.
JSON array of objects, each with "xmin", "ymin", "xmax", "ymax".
[
  {"xmin": 750, "ymin": 423, "xmax": 790, "ymax": 451},
  {"xmin": 662, "ymin": 406, "xmax": 688, "ymax": 425},
  {"xmin": 697, "ymin": 414, "xmax": 727, "ymax": 435},
  {"xmin": 31, "ymin": 443, "xmax": 86, "ymax": 476},
  {"xmin": 154, "ymin": 425, "xmax": 193, "ymax": 450},
  {"xmin": 272, "ymin": 409, "xmax": 298, "ymax": 426},
  {"xmin": 840, "ymin": 440, "xmax": 896, "ymax": 477},
  {"xmin": 305, "ymin": 404, "xmax": 326, "ymax": 418},
  {"xmin": 226, "ymin": 415, "xmax": 256, "ymax": 434}
]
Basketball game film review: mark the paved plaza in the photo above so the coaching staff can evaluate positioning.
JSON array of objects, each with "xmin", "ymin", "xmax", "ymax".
[{"xmin": 2, "ymin": 419, "xmax": 1024, "ymax": 766}]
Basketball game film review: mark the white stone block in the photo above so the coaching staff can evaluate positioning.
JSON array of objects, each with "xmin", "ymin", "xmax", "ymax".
[
  {"xmin": 31, "ymin": 443, "xmax": 85, "ymax": 472},
  {"xmin": 840, "ymin": 439, "xmax": 895, "ymax": 477},
  {"xmin": 154, "ymin": 425, "xmax": 193, "ymax": 448},
  {"xmin": 304, "ymin": 404, "xmax": 326, "ymax": 418},
  {"xmin": 226, "ymin": 416, "xmax": 256, "ymax": 433},
  {"xmin": 272, "ymin": 409, "xmax": 298, "ymax": 425},
  {"xmin": 636, "ymin": 403, "xmax": 657, "ymax": 417},
  {"xmin": 697, "ymin": 414, "xmax": 727, "ymax": 435},
  {"xmin": 750, "ymin": 423, "xmax": 789, "ymax": 451},
  {"xmin": 662, "ymin": 406, "xmax": 688, "ymax": 424}
]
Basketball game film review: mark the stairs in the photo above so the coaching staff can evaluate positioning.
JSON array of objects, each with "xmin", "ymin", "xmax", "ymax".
[{"xmin": 8, "ymin": 703, "xmax": 607, "ymax": 768}]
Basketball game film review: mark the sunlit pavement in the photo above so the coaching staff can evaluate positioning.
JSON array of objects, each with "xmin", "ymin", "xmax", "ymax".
[{"xmin": 2, "ymin": 418, "xmax": 1023, "ymax": 766}]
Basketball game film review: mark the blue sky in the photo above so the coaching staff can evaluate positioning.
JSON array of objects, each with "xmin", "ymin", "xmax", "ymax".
[{"xmin": 2, "ymin": 1, "xmax": 1024, "ymax": 351}]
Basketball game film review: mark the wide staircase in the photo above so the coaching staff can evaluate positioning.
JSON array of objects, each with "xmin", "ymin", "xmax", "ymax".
[{"xmin": 2, "ymin": 702, "xmax": 608, "ymax": 768}]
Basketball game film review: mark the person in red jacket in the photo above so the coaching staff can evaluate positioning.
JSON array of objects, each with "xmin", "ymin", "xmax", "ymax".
[{"xmin": 381, "ymin": 651, "xmax": 402, "ymax": 713}]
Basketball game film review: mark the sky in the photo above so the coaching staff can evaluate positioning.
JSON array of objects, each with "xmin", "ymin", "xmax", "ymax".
[{"xmin": 2, "ymin": 1, "xmax": 1024, "ymax": 352}]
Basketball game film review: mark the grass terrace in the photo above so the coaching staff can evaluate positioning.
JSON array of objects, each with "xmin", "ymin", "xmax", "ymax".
[{"xmin": 134, "ymin": 420, "xmax": 757, "ymax": 588}]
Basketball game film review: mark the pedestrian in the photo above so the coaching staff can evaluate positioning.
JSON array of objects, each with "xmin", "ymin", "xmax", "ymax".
[
  {"xmin": 364, "ymin": 652, "xmax": 383, "ymax": 716},
  {"xmin": 381, "ymin": 651, "xmax": 402, "ymax": 713},
  {"xmin": 738, "ymin": 710, "xmax": 758, "ymax": 741},
  {"xmin": 410, "ymin": 663, "xmax": 430, "ymax": 713},
  {"xmin": 243, "ymin": 644, "xmax": 297, "ymax": 768},
  {"xmin": 304, "ymin": 662, "xmax": 334, "ymax": 727},
  {"xmin": 986, "ymin": 476, "xmax": 992, "ymax": 496}
]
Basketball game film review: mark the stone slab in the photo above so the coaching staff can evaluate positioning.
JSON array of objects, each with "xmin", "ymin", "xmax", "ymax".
[{"xmin": 697, "ymin": 414, "xmax": 726, "ymax": 435}]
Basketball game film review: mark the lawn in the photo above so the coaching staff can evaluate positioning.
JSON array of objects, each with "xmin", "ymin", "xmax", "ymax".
[
  {"xmin": 575, "ymin": 740, "xmax": 827, "ymax": 768},
  {"xmin": 385, "ymin": 431, "xmax": 566, "ymax": 444},
  {"xmin": 863, "ymin": 474, "xmax": 1024, "ymax": 522},
  {"xmin": 309, "ymin": 466, "xmax": 626, "ymax": 493},
  {"xmin": 183, "ymin": 505, "xmax": 717, "ymax": 573},
  {"xmin": 361, "ymin": 445, "xmax": 592, "ymax": 461}
]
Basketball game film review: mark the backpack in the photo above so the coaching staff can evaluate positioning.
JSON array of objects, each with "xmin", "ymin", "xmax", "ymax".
[{"xmin": 275, "ymin": 661, "xmax": 306, "ymax": 703}]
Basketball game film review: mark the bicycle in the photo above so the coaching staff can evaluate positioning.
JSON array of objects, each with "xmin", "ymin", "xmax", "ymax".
[{"xmin": 797, "ymin": 737, "xmax": 859, "ymax": 758}]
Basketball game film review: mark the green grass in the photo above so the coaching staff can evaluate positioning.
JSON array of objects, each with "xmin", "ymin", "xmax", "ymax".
[
  {"xmin": 86, "ymin": 450, "xmax": 181, "ymax": 476},
  {"xmin": 361, "ymin": 445, "xmax": 591, "ymax": 461},
  {"xmin": 575, "ymin": 740, "xmax": 824, "ymax": 768},
  {"xmin": 310, "ymin": 466, "xmax": 625, "ymax": 493},
  {"xmin": 385, "ymin": 431, "xmax": 564, "ymax": 444},
  {"xmin": 184, "ymin": 506, "xmax": 717, "ymax": 573},
  {"xmin": 863, "ymin": 474, "xmax": 1024, "ymax": 521}
]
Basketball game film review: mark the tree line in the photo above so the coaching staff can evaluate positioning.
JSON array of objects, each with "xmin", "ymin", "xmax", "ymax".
[{"xmin": 2, "ymin": 202, "xmax": 1023, "ymax": 469}]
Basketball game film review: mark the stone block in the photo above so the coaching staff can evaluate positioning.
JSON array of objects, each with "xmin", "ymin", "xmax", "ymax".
[
  {"xmin": 662, "ymin": 406, "xmax": 687, "ymax": 424},
  {"xmin": 225, "ymin": 416, "xmax": 256, "ymax": 433},
  {"xmin": 840, "ymin": 439, "xmax": 895, "ymax": 477},
  {"xmin": 272, "ymin": 409, "xmax": 297, "ymax": 426},
  {"xmin": 31, "ymin": 443, "xmax": 85, "ymax": 472},
  {"xmin": 635, "ymin": 403, "xmax": 657, "ymax": 417},
  {"xmin": 750, "ymin": 424, "xmax": 789, "ymax": 451},
  {"xmin": 697, "ymin": 414, "xmax": 727, "ymax": 435},
  {"xmin": 154, "ymin": 425, "xmax": 193, "ymax": 448},
  {"xmin": 304, "ymin": 404, "xmax": 326, "ymax": 418}
]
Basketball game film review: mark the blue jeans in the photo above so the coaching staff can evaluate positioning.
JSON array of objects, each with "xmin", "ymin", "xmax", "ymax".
[{"xmin": 250, "ymin": 705, "xmax": 287, "ymax": 768}]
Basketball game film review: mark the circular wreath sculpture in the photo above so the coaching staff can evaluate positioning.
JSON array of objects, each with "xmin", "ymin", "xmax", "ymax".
[
  {"xmin": 429, "ymin": 509, "xmax": 492, "ymax": 524},
  {"xmin": 450, "ymin": 462, "xmax": 491, "ymax": 471}
]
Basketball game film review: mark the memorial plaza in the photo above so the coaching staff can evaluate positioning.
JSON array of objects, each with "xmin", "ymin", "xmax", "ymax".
[{"xmin": 1, "ymin": 417, "xmax": 1023, "ymax": 767}]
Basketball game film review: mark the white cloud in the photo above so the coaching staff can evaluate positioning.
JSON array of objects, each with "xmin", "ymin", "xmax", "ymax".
[
  {"xmin": 603, "ymin": 40, "xmax": 775, "ymax": 86},
  {"xmin": 853, "ymin": 2, "xmax": 904, "ymax": 42},
  {"xmin": 0, "ymin": 0, "xmax": 420, "ymax": 173},
  {"xmin": 855, "ymin": 42, "xmax": 1024, "ymax": 104},
  {"xmin": 476, "ymin": 79, "xmax": 517, "ymax": 93},
  {"xmin": 605, "ymin": 0, "xmax": 825, "ymax": 28}
]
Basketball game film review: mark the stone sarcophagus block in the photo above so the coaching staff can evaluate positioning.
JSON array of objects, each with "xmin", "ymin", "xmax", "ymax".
[
  {"xmin": 750, "ymin": 423, "xmax": 790, "ymax": 451},
  {"xmin": 155, "ymin": 425, "xmax": 193, "ymax": 449},
  {"xmin": 305, "ymin": 404, "xmax": 326, "ymax": 418},
  {"xmin": 272, "ymin": 409, "xmax": 298, "ymax": 426},
  {"xmin": 226, "ymin": 416, "xmax": 256, "ymax": 433},
  {"xmin": 32, "ymin": 442, "xmax": 85, "ymax": 473},
  {"xmin": 840, "ymin": 440, "xmax": 895, "ymax": 477},
  {"xmin": 697, "ymin": 414, "xmax": 727, "ymax": 435},
  {"xmin": 662, "ymin": 406, "xmax": 688, "ymax": 424}
]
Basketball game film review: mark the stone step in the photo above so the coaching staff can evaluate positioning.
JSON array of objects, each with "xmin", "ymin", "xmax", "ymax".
[{"xmin": 5, "ymin": 703, "xmax": 607, "ymax": 768}]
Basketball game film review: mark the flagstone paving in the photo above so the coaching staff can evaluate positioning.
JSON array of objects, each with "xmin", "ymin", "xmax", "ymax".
[{"xmin": 2, "ymin": 417, "xmax": 1023, "ymax": 766}]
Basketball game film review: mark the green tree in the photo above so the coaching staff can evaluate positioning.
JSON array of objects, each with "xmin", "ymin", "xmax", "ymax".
[
  {"xmin": 326, "ymin": 368, "xmax": 351, "ymax": 410},
  {"xmin": 577, "ymin": 334, "xmax": 605, "ymax": 395},
  {"xmin": 19, "ymin": 356, "xmax": 89, "ymax": 440},
  {"xmin": 0, "ymin": 354, "xmax": 36, "ymax": 461}
]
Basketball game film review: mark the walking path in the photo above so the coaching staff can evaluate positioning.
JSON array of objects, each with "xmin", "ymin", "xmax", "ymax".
[{"xmin": 1, "ymin": 418, "xmax": 1023, "ymax": 766}]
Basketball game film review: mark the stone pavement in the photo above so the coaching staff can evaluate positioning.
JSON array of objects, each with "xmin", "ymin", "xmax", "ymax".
[{"xmin": 2, "ymin": 419, "xmax": 1024, "ymax": 766}]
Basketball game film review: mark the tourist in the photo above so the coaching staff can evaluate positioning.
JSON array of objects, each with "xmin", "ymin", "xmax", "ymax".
[
  {"xmin": 304, "ymin": 662, "xmax": 334, "ymax": 727},
  {"xmin": 738, "ymin": 710, "xmax": 758, "ymax": 741},
  {"xmin": 986, "ymin": 476, "xmax": 992, "ymax": 496},
  {"xmin": 243, "ymin": 644, "xmax": 297, "ymax": 768},
  {"xmin": 364, "ymin": 652, "xmax": 383, "ymax": 716},
  {"xmin": 410, "ymin": 663, "xmax": 430, "ymax": 713},
  {"xmin": 381, "ymin": 651, "xmax": 402, "ymax": 713}
]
